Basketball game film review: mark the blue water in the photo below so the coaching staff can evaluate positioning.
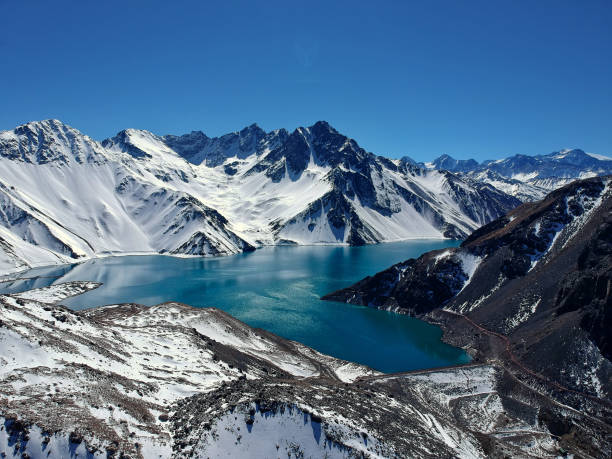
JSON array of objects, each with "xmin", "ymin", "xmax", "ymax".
[{"xmin": 0, "ymin": 240, "xmax": 470, "ymax": 373}]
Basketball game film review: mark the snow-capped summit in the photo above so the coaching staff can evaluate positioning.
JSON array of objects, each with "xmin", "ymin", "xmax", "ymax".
[
  {"xmin": 0, "ymin": 119, "xmax": 108, "ymax": 165},
  {"xmin": 424, "ymin": 148, "xmax": 612, "ymax": 202},
  {"xmin": 162, "ymin": 122, "xmax": 273, "ymax": 166},
  {"xmin": 0, "ymin": 121, "xmax": 254, "ymax": 273}
]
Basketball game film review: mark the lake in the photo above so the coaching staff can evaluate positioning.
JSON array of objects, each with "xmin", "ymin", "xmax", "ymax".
[{"xmin": 0, "ymin": 240, "xmax": 470, "ymax": 373}]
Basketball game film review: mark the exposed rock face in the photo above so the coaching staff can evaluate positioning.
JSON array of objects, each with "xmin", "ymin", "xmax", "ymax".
[
  {"xmin": 2, "ymin": 282, "xmax": 605, "ymax": 458},
  {"xmin": 162, "ymin": 123, "xmax": 277, "ymax": 167},
  {"xmin": 430, "ymin": 153, "xmax": 480, "ymax": 172},
  {"xmin": 323, "ymin": 176, "xmax": 612, "ymax": 455},
  {"xmin": 0, "ymin": 119, "xmax": 521, "ymax": 274}
]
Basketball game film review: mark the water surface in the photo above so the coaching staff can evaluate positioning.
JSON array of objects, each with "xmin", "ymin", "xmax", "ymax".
[{"xmin": 0, "ymin": 241, "xmax": 470, "ymax": 372}]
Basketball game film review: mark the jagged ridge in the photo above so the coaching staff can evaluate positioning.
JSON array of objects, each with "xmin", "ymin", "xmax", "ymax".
[{"xmin": 0, "ymin": 119, "xmax": 521, "ymax": 274}]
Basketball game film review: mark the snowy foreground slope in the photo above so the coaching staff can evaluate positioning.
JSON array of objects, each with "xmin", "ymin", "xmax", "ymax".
[
  {"xmin": 0, "ymin": 119, "xmax": 520, "ymax": 274},
  {"xmin": 0, "ymin": 282, "xmax": 597, "ymax": 458}
]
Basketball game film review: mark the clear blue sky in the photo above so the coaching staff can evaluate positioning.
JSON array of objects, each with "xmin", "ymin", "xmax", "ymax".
[{"xmin": 1, "ymin": 0, "xmax": 610, "ymax": 161}]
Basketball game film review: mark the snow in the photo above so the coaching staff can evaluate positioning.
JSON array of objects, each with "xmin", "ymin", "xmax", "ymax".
[
  {"xmin": 0, "ymin": 120, "xmax": 518, "ymax": 274},
  {"xmin": 504, "ymin": 298, "xmax": 541, "ymax": 332},
  {"xmin": 559, "ymin": 185, "xmax": 609, "ymax": 251},
  {"xmin": 510, "ymin": 172, "xmax": 538, "ymax": 181},
  {"xmin": 0, "ymin": 418, "xmax": 107, "ymax": 459},
  {"xmin": 0, "ymin": 122, "xmax": 252, "ymax": 274},
  {"xmin": 0, "ymin": 281, "xmax": 380, "ymax": 457},
  {"xmin": 586, "ymin": 152, "xmax": 612, "ymax": 161},
  {"xmin": 528, "ymin": 180, "xmax": 610, "ymax": 271},
  {"xmin": 9, "ymin": 281, "xmax": 100, "ymax": 304},
  {"xmin": 193, "ymin": 404, "xmax": 377, "ymax": 458},
  {"xmin": 457, "ymin": 252, "xmax": 481, "ymax": 282},
  {"xmin": 433, "ymin": 250, "xmax": 452, "ymax": 264},
  {"xmin": 0, "ymin": 280, "xmax": 575, "ymax": 458},
  {"xmin": 456, "ymin": 274, "xmax": 505, "ymax": 314},
  {"xmin": 0, "ymin": 281, "xmax": 375, "ymax": 397}
]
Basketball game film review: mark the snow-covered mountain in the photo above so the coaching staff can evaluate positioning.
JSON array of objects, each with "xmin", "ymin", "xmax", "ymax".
[
  {"xmin": 421, "ymin": 149, "xmax": 612, "ymax": 202},
  {"xmin": 0, "ymin": 119, "xmax": 520, "ymax": 274},
  {"xmin": 0, "ymin": 120, "xmax": 255, "ymax": 274}
]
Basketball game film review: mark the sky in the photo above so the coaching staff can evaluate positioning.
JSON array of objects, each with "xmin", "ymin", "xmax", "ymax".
[{"xmin": 0, "ymin": 0, "xmax": 610, "ymax": 162}]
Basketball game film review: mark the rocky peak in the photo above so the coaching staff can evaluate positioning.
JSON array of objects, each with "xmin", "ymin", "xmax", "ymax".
[
  {"xmin": 308, "ymin": 120, "xmax": 337, "ymax": 136},
  {"xmin": 162, "ymin": 130, "xmax": 210, "ymax": 164},
  {"xmin": 551, "ymin": 148, "xmax": 601, "ymax": 166},
  {"xmin": 1, "ymin": 119, "xmax": 105, "ymax": 164},
  {"xmin": 238, "ymin": 122, "xmax": 265, "ymax": 138},
  {"xmin": 431, "ymin": 154, "xmax": 480, "ymax": 172}
]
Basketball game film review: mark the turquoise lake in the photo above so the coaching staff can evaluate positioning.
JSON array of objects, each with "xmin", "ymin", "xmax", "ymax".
[{"xmin": 0, "ymin": 240, "xmax": 470, "ymax": 373}]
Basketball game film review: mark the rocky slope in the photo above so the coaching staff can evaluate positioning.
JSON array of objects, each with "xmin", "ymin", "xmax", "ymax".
[
  {"xmin": 0, "ymin": 119, "xmax": 520, "ymax": 274},
  {"xmin": 422, "ymin": 149, "xmax": 612, "ymax": 202},
  {"xmin": 1, "ymin": 282, "xmax": 605, "ymax": 458},
  {"xmin": 324, "ymin": 176, "xmax": 612, "ymax": 455}
]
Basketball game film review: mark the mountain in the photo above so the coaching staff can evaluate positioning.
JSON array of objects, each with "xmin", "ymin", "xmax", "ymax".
[
  {"xmin": 422, "ymin": 149, "xmax": 612, "ymax": 202},
  {"xmin": 2, "ymin": 282, "xmax": 606, "ymax": 457},
  {"xmin": 428, "ymin": 153, "xmax": 480, "ymax": 172},
  {"xmin": 323, "ymin": 176, "xmax": 611, "ymax": 395},
  {"xmin": 0, "ymin": 119, "xmax": 520, "ymax": 274},
  {"xmin": 324, "ymin": 176, "xmax": 612, "ymax": 455},
  {"xmin": 0, "ymin": 120, "xmax": 255, "ymax": 274}
]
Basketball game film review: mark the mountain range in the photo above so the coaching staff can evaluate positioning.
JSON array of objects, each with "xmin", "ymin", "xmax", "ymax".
[
  {"xmin": 1, "ymin": 119, "xmax": 610, "ymax": 275},
  {"xmin": 421, "ymin": 149, "xmax": 612, "ymax": 202},
  {"xmin": 1, "ymin": 118, "xmax": 611, "ymax": 456},
  {"xmin": 0, "ymin": 119, "xmax": 519, "ymax": 274}
]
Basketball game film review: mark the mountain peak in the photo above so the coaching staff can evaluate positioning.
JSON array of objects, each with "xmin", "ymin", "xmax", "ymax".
[
  {"xmin": 23, "ymin": 118, "xmax": 65, "ymax": 128},
  {"xmin": 2, "ymin": 119, "xmax": 107, "ymax": 165},
  {"xmin": 431, "ymin": 154, "xmax": 479, "ymax": 172},
  {"xmin": 14, "ymin": 119, "xmax": 73, "ymax": 136},
  {"xmin": 101, "ymin": 129, "xmax": 159, "ymax": 158},
  {"xmin": 238, "ymin": 123, "xmax": 265, "ymax": 137},
  {"xmin": 309, "ymin": 120, "xmax": 337, "ymax": 133},
  {"xmin": 549, "ymin": 148, "xmax": 587, "ymax": 159}
]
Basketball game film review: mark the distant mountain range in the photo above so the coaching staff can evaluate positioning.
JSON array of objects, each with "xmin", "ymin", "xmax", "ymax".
[
  {"xmin": 419, "ymin": 149, "xmax": 612, "ymax": 201},
  {"xmin": 0, "ymin": 119, "xmax": 610, "ymax": 274}
]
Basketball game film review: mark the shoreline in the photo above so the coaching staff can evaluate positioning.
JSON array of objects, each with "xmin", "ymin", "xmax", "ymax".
[{"xmin": 0, "ymin": 237, "xmax": 460, "ymax": 279}]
